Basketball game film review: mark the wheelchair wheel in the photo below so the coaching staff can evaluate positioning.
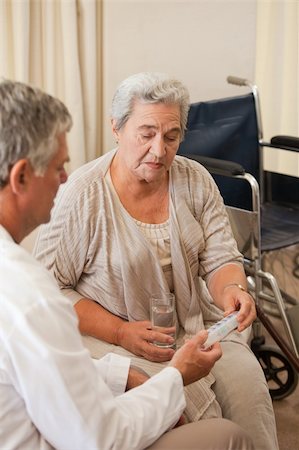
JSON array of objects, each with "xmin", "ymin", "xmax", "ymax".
[{"xmin": 255, "ymin": 345, "xmax": 298, "ymax": 400}]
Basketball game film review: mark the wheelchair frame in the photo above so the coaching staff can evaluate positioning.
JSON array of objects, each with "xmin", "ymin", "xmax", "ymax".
[
  {"xmin": 187, "ymin": 154, "xmax": 299, "ymax": 400},
  {"xmin": 180, "ymin": 76, "xmax": 299, "ymax": 399}
]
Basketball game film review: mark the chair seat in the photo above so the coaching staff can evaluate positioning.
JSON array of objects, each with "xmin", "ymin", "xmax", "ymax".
[{"xmin": 261, "ymin": 203, "xmax": 299, "ymax": 251}]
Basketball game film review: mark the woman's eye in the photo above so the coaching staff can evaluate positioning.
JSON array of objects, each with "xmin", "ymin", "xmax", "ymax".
[
  {"xmin": 166, "ymin": 136, "xmax": 177, "ymax": 142},
  {"xmin": 142, "ymin": 135, "xmax": 152, "ymax": 139}
]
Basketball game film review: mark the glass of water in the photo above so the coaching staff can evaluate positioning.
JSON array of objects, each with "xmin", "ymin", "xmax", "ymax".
[{"xmin": 150, "ymin": 293, "xmax": 176, "ymax": 348}]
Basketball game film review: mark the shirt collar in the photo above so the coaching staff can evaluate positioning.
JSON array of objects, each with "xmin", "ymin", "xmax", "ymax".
[{"xmin": 0, "ymin": 224, "xmax": 15, "ymax": 242}]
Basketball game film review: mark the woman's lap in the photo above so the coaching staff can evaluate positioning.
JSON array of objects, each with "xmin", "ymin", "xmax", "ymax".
[
  {"xmin": 147, "ymin": 418, "xmax": 254, "ymax": 450},
  {"xmin": 211, "ymin": 341, "xmax": 278, "ymax": 450}
]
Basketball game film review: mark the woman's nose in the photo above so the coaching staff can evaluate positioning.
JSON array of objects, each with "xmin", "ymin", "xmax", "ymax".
[{"xmin": 150, "ymin": 136, "xmax": 166, "ymax": 158}]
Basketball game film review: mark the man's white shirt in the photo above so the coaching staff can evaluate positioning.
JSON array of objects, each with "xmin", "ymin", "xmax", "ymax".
[{"xmin": 0, "ymin": 225, "xmax": 185, "ymax": 450}]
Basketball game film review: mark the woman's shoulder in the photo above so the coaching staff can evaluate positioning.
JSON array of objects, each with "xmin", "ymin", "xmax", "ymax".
[
  {"xmin": 172, "ymin": 154, "xmax": 213, "ymax": 183},
  {"xmin": 58, "ymin": 149, "xmax": 116, "ymax": 201},
  {"xmin": 68, "ymin": 149, "xmax": 115, "ymax": 184},
  {"xmin": 172, "ymin": 155, "xmax": 221, "ymax": 210}
]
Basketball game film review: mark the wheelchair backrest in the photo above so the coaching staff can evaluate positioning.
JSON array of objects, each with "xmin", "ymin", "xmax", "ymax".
[
  {"xmin": 179, "ymin": 92, "xmax": 299, "ymax": 208},
  {"xmin": 178, "ymin": 93, "xmax": 260, "ymax": 210}
]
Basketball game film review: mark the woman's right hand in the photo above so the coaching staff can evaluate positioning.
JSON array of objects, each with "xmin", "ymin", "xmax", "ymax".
[
  {"xmin": 75, "ymin": 299, "xmax": 175, "ymax": 362},
  {"xmin": 116, "ymin": 320, "xmax": 176, "ymax": 362}
]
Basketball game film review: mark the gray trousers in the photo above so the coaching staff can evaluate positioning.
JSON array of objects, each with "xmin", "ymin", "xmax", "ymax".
[
  {"xmin": 211, "ymin": 341, "xmax": 279, "ymax": 450},
  {"xmin": 148, "ymin": 418, "xmax": 254, "ymax": 450}
]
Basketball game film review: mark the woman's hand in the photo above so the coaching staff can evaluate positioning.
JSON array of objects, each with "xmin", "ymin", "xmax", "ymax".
[
  {"xmin": 222, "ymin": 285, "xmax": 256, "ymax": 332},
  {"xmin": 116, "ymin": 320, "xmax": 176, "ymax": 362},
  {"xmin": 207, "ymin": 264, "xmax": 256, "ymax": 332}
]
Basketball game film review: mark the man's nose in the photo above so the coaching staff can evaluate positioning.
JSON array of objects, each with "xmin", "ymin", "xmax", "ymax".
[{"xmin": 60, "ymin": 169, "xmax": 68, "ymax": 184}]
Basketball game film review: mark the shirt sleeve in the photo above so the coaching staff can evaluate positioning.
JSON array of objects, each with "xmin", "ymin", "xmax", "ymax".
[
  {"xmin": 92, "ymin": 353, "xmax": 130, "ymax": 396},
  {"xmin": 33, "ymin": 181, "xmax": 98, "ymax": 307},
  {"xmin": 193, "ymin": 165, "xmax": 244, "ymax": 278},
  {"xmin": 6, "ymin": 271, "xmax": 185, "ymax": 450}
]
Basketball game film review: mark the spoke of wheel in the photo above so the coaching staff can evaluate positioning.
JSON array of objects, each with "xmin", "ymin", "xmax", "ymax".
[
  {"xmin": 260, "ymin": 354, "xmax": 288, "ymax": 389},
  {"xmin": 272, "ymin": 372, "xmax": 285, "ymax": 389}
]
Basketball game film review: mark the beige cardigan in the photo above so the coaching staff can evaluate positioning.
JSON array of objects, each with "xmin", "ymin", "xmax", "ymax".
[{"xmin": 34, "ymin": 149, "xmax": 244, "ymax": 420}]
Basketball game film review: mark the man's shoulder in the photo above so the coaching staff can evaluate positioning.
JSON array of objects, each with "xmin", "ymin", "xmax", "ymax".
[
  {"xmin": 0, "ymin": 242, "xmax": 73, "ymax": 338},
  {"xmin": 0, "ymin": 241, "xmax": 60, "ymax": 302}
]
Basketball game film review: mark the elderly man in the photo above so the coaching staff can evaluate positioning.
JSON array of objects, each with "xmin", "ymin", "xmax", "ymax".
[{"xmin": 0, "ymin": 79, "xmax": 254, "ymax": 450}]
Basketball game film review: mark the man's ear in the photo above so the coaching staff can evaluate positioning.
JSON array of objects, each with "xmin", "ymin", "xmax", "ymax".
[
  {"xmin": 111, "ymin": 118, "xmax": 120, "ymax": 143},
  {"xmin": 9, "ymin": 159, "xmax": 32, "ymax": 194}
]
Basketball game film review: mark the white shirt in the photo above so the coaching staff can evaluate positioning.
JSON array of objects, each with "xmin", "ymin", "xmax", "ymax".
[{"xmin": 0, "ymin": 225, "xmax": 185, "ymax": 450}]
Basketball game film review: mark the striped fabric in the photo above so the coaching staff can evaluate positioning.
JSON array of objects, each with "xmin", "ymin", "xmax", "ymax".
[{"xmin": 34, "ymin": 149, "xmax": 244, "ymax": 420}]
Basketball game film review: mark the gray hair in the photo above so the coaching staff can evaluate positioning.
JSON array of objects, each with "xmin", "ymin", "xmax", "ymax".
[
  {"xmin": 0, "ymin": 79, "xmax": 72, "ymax": 188},
  {"xmin": 111, "ymin": 72, "xmax": 190, "ymax": 140}
]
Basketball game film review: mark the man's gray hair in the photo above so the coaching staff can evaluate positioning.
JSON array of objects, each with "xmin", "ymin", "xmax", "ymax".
[
  {"xmin": 0, "ymin": 79, "xmax": 72, "ymax": 188},
  {"xmin": 111, "ymin": 72, "xmax": 190, "ymax": 139}
]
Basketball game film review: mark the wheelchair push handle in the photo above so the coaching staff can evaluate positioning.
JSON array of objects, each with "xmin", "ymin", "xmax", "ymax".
[{"xmin": 227, "ymin": 75, "xmax": 249, "ymax": 87}]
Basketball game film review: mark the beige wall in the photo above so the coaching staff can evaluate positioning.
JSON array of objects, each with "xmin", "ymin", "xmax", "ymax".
[
  {"xmin": 22, "ymin": 0, "xmax": 258, "ymax": 253},
  {"xmin": 102, "ymin": 0, "xmax": 257, "ymax": 150},
  {"xmin": 21, "ymin": 0, "xmax": 299, "ymax": 252}
]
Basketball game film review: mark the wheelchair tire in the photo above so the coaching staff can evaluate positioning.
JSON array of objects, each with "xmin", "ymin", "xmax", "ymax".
[{"xmin": 255, "ymin": 345, "xmax": 298, "ymax": 400}]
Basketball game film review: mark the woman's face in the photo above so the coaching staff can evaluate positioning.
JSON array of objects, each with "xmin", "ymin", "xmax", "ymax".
[{"xmin": 112, "ymin": 101, "xmax": 182, "ymax": 183}]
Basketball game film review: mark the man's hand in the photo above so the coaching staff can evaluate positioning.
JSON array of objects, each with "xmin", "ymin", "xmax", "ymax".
[
  {"xmin": 169, "ymin": 330, "xmax": 222, "ymax": 386},
  {"xmin": 116, "ymin": 320, "xmax": 175, "ymax": 362}
]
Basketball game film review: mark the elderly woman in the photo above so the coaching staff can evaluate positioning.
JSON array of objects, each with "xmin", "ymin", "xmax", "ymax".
[{"xmin": 34, "ymin": 72, "xmax": 278, "ymax": 450}]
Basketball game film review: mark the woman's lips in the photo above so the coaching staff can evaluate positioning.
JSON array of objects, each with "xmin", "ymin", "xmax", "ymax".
[{"xmin": 145, "ymin": 162, "xmax": 162, "ymax": 169}]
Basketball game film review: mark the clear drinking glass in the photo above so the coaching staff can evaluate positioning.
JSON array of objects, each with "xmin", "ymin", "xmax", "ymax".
[{"xmin": 150, "ymin": 293, "xmax": 176, "ymax": 348}]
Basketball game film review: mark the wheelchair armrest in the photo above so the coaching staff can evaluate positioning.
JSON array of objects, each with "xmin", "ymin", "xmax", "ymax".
[
  {"xmin": 184, "ymin": 153, "xmax": 260, "ymax": 213},
  {"xmin": 184, "ymin": 154, "xmax": 246, "ymax": 177},
  {"xmin": 261, "ymin": 135, "xmax": 299, "ymax": 153}
]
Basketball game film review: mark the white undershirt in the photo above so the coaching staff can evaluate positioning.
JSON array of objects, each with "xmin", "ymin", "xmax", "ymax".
[{"xmin": 106, "ymin": 169, "xmax": 174, "ymax": 291}]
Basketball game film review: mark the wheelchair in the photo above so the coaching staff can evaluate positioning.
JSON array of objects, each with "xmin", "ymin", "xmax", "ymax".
[{"xmin": 178, "ymin": 76, "xmax": 299, "ymax": 400}]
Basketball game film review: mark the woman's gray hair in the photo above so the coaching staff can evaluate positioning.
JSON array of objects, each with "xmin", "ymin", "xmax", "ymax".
[
  {"xmin": 0, "ymin": 79, "xmax": 72, "ymax": 188},
  {"xmin": 111, "ymin": 72, "xmax": 190, "ymax": 140}
]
